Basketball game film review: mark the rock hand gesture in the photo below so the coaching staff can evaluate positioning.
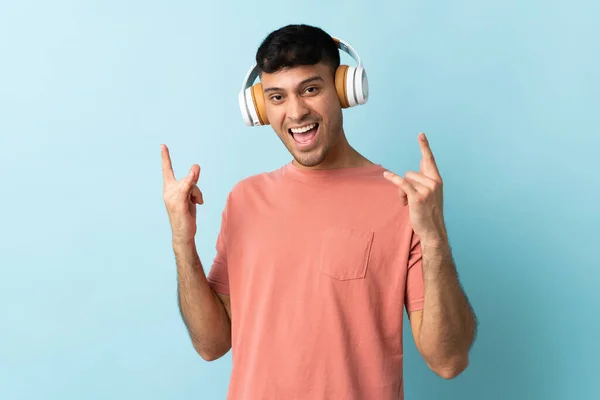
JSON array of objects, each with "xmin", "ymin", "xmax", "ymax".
[{"xmin": 161, "ymin": 144, "xmax": 204, "ymax": 244}]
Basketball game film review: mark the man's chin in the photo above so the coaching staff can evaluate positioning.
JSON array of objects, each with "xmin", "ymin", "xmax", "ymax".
[{"xmin": 292, "ymin": 150, "xmax": 328, "ymax": 168}]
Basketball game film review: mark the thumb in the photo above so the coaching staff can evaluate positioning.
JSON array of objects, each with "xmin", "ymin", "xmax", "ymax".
[{"xmin": 191, "ymin": 185, "xmax": 204, "ymax": 205}]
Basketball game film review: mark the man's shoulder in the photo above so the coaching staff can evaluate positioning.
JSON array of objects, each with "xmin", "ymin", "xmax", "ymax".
[
  {"xmin": 236, "ymin": 164, "xmax": 286, "ymax": 187},
  {"xmin": 226, "ymin": 163, "xmax": 288, "ymax": 199}
]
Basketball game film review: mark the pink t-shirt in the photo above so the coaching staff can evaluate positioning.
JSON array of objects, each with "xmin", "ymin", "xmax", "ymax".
[{"xmin": 207, "ymin": 161, "xmax": 424, "ymax": 400}]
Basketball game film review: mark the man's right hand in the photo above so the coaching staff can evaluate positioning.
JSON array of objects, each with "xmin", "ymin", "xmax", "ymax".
[{"xmin": 161, "ymin": 144, "xmax": 204, "ymax": 244}]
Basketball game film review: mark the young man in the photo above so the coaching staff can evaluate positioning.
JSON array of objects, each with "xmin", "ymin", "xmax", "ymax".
[{"xmin": 161, "ymin": 24, "xmax": 477, "ymax": 400}]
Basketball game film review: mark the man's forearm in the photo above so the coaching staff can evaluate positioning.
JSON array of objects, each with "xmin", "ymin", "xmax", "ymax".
[
  {"xmin": 173, "ymin": 239, "xmax": 231, "ymax": 360},
  {"xmin": 417, "ymin": 238, "xmax": 477, "ymax": 376}
]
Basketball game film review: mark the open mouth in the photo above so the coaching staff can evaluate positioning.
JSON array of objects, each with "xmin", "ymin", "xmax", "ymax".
[{"xmin": 288, "ymin": 123, "xmax": 319, "ymax": 146}]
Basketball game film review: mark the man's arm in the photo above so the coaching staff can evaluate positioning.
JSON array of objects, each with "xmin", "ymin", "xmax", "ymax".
[
  {"xmin": 174, "ymin": 238, "xmax": 232, "ymax": 361},
  {"xmin": 160, "ymin": 144, "xmax": 231, "ymax": 361},
  {"xmin": 382, "ymin": 133, "xmax": 477, "ymax": 379},
  {"xmin": 408, "ymin": 239, "xmax": 477, "ymax": 379}
]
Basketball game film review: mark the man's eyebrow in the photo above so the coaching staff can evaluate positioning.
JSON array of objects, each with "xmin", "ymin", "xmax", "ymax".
[{"xmin": 263, "ymin": 76, "xmax": 324, "ymax": 93}]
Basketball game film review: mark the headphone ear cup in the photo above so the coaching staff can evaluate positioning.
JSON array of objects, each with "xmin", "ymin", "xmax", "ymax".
[
  {"xmin": 335, "ymin": 65, "xmax": 351, "ymax": 108},
  {"xmin": 353, "ymin": 66, "xmax": 368, "ymax": 105},
  {"xmin": 251, "ymin": 83, "xmax": 269, "ymax": 125},
  {"xmin": 240, "ymin": 83, "xmax": 269, "ymax": 126},
  {"xmin": 345, "ymin": 65, "xmax": 360, "ymax": 107},
  {"xmin": 239, "ymin": 88, "xmax": 253, "ymax": 126}
]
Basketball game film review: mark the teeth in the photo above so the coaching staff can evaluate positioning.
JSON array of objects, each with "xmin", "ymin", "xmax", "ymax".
[{"xmin": 290, "ymin": 123, "xmax": 316, "ymax": 134}]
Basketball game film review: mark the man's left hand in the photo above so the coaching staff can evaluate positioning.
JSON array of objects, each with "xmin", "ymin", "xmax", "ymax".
[{"xmin": 383, "ymin": 133, "xmax": 447, "ymax": 246}]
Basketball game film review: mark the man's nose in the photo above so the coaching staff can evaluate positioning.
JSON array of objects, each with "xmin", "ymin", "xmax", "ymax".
[{"xmin": 286, "ymin": 95, "xmax": 310, "ymax": 122}]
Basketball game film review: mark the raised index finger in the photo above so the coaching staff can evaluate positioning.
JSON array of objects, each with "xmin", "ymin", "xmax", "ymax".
[
  {"xmin": 419, "ymin": 133, "xmax": 435, "ymax": 160},
  {"xmin": 161, "ymin": 144, "xmax": 175, "ymax": 182},
  {"xmin": 418, "ymin": 133, "xmax": 441, "ymax": 178}
]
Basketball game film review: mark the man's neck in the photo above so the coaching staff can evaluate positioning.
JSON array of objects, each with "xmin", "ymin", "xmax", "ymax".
[{"xmin": 294, "ymin": 133, "xmax": 374, "ymax": 170}]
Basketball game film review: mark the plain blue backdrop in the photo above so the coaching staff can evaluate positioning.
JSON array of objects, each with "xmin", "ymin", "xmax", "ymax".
[{"xmin": 1, "ymin": 1, "xmax": 598, "ymax": 399}]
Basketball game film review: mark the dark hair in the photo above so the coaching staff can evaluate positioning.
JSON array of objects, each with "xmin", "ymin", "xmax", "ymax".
[{"xmin": 255, "ymin": 24, "xmax": 340, "ymax": 75}]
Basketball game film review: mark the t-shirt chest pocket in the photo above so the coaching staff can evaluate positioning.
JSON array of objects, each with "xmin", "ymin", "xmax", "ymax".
[{"xmin": 318, "ymin": 227, "xmax": 375, "ymax": 280}]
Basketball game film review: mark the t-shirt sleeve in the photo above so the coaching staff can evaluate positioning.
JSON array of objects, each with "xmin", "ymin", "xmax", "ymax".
[
  {"xmin": 206, "ymin": 196, "xmax": 230, "ymax": 295},
  {"xmin": 405, "ymin": 231, "xmax": 424, "ymax": 312}
]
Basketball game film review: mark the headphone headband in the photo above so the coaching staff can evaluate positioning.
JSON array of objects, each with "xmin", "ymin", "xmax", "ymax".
[
  {"xmin": 241, "ymin": 37, "xmax": 361, "ymax": 94},
  {"xmin": 332, "ymin": 38, "xmax": 362, "ymax": 69}
]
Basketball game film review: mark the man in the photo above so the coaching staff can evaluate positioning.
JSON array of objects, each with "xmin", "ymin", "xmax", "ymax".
[{"xmin": 161, "ymin": 24, "xmax": 477, "ymax": 399}]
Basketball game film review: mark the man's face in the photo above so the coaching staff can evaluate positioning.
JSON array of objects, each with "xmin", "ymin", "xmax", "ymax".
[{"xmin": 260, "ymin": 62, "xmax": 344, "ymax": 168}]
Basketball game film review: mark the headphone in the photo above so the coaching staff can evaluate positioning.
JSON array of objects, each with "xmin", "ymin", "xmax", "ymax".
[{"xmin": 238, "ymin": 37, "xmax": 369, "ymax": 127}]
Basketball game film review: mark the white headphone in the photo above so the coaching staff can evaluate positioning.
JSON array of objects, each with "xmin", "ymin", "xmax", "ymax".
[{"xmin": 238, "ymin": 37, "xmax": 369, "ymax": 127}]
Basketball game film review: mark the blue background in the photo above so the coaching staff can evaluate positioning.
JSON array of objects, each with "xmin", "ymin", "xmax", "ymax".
[{"xmin": 1, "ymin": 1, "xmax": 598, "ymax": 399}]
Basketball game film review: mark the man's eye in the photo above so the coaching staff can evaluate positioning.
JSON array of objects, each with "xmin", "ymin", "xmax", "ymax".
[{"xmin": 305, "ymin": 86, "xmax": 322, "ymax": 95}]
